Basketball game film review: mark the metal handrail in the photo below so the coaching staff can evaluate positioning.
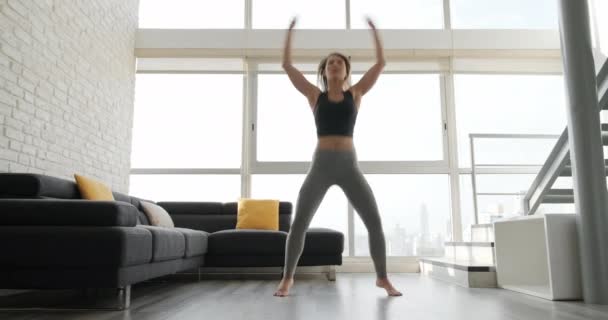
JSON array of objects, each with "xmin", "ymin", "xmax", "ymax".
[
  {"xmin": 469, "ymin": 133, "xmax": 560, "ymax": 224},
  {"xmin": 523, "ymin": 58, "xmax": 608, "ymax": 215}
]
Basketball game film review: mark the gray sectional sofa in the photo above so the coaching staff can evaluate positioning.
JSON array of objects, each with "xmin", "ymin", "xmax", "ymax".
[{"xmin": 0, "ymin": 173, "xmax": 344, "ymax": 309}]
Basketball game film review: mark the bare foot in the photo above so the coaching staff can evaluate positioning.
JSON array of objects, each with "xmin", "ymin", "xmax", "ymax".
[
  {"xmin": 376, "ymin": 277, "xmax": 402, "ymax": 296},
  {"xmin": 273, "ymin": 277, "xmax": 294, "ymax": 297}
]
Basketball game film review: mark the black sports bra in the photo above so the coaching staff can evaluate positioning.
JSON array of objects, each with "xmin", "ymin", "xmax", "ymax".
[{"xmin": 313, "ymin": 90, "xmax": 358, "ymax": 137}]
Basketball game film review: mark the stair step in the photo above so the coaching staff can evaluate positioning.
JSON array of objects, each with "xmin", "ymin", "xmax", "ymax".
[
  {"xmin": 444, "ymin": 242, "xmax": 495, "ymax": 265},
  {"xmin": 419, "ymin": 257, "xmax": 495, "ymax": 271},
  {"xmin": 419, "ymin": 257, "xmax": 497, "ymax": 288},
  {"xmin": 542, "ymin": 188, "xmax": 574, "ymax": 203},
  {"xmin": 445, "ymin": 241, "xmax": 494, "ymax": 247}
]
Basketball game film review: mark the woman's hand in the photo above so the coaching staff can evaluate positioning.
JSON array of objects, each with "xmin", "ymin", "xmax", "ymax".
[
  {"xmin": 366, "ymin": 16, "xmax": 377, "ymax": 31},
  {"xmin": 365, "ymin": 16, "xmax": 385, "ymax": 66},
  {"xmin": 282, "ymin": 17, "xmax": 296, "ymax": 67},
  {"xmin": 288, "ymin": 16, "xmax": 297, "ymax": 31}
]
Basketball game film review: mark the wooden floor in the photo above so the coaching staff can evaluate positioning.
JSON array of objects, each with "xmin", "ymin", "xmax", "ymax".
[{"xmin": 1, "ymin": 273, "xmax": 608, "ymax": 320}]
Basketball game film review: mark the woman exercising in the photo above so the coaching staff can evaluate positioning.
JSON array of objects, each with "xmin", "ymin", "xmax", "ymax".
[{"xmin": 274, "ymin": 17, "xmax": 402, "ymax": 297}]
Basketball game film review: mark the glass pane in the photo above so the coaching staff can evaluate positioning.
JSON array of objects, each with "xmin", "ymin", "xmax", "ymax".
[
  {"xmin": 131, "ymin": 74, "xmax": 243, "ymax": 168},
  {"xmin": 257, "ymin": 74, "xmax": 318, "ymax": 161},
  {"xmin": 129, "ymin": 175, "xmax": 241, "ymax": 202},
  {"xmin": 461, "ymin": 174, "xmax": 580, "ymax": 239},
  {"xmin": 252, "ymin": 0, "xmax": 345, "ymax": 29},
  {"xmin": 459, "ymin": 175, "xmax": 475, "ymax": 241},
  {"xmin": 138, "ymin": 0, "xmax": 245, "ymax": 29},
  {"xmin": 350, "ymin": 0, "xmax": 443, "ymax": 29},
  {"xmin": 351, "ymin": 74, "xmax": 444, "ymax": 161},
  {"xmin": 475, "ymin": 174, "xmax": 536, "ymax": 194},
  {"xmin": 455, "ymin": 74, "xmax": 566, "ymax": 168},
  {"xmin": 354, "ymin": 175, "xmax": 451, "ymax": 257},
  {"xmin": 471, "ymin": 138, "xmax": 559, "ymax": 166},
  {"xmin": 451, "ymin": 0, "xmax": 558, "ymax": 29},
  {"xmin": 459, "ymin": 174, "xmax": 525, "ymax": 227},
  {"xmin": 251, "ymin": 174, "xmax": 349, "ymax": 255}
]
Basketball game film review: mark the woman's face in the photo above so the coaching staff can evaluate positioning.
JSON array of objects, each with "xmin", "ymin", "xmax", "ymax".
[{"xmin": 324, "ymin": 55, "xmax": 347, "ymax": 82}]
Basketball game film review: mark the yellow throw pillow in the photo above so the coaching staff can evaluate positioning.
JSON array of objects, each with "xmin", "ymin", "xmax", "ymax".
[
  {"xmin": 74, "ymin": 174, "xmax": 114, "ymax": 201},
  {"xmin": 236, "ymin": 198, "xmax": 279, "ymax": 231}
]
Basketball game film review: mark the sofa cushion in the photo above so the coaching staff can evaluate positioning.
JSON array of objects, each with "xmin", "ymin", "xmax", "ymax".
[
  {"xmin": 0, "ymin": 173, "xmax": 81, "ymax": 199},
  {"xmin": 0, "ymin": 199, "xmax": 138, "ymax": 227},
  {"xmin": 129, "ymin": 196, "xmax": 151, "ymax": 225},
  {"xmin": 174, "ymin": 228, "xmax": 208, "ymax": 257},
  {"xmin": 74, "ymin": 174, "xmax": 114, "ymax": 201},
  {"xmin": 137, "ymin": 226, "xmax": 185, "ymax": 262},
  {"xmin": 113, "ymin": 192, "xmax": 150, "ymax": 225},
  {"xmin": 207, "ymin": 229, "xmax": 287, "ymax": 255},
  {"xmin": 0, "ymin": 226, "xmax": 152, "ymax": 267},
  {"xmin": 303, "ymin": 228, "xmax": 344, "ymax": 255},
  {"xmin": 224, "ymin": 202, "xmax": 292, "ymax": 232},
  {"xmin": 141, "ymin": 201, "xmax": 174, "ymax": 228},
  {"xmin": 206, "ymin": 228, "xmax": 343, "ymax": 256},
  {"xmin": 236, "ymin": 199, "xmax": 279, "ymax": 231}
]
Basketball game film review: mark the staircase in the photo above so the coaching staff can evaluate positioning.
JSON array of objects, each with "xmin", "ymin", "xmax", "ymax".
[
  {"xmin": 419, "ymin": 223, "xmax": 497, "ymax": 288},
  {"xmin": 524, "ymin": 58, "xmax": 608, "ymax": 214},
  {"xmin": 419, "ymin": 58, "xmax": 608, "ymax": 289}
]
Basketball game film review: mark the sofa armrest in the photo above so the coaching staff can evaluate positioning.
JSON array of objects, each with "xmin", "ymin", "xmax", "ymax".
[
  {"xmin": 305, "ymin": 227, "xmax": 345, "ymax": 254},
  {"xmin": 0, "ymin": 199, "xmax": 138, "ymax": 227},
  {"xmin": 307, "ymin": 227, "xmax": 344, "ymax": 235}
]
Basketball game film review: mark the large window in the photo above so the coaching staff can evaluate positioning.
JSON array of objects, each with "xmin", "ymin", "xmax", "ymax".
[
  {"xmin": 252, "ymin": 0, "xmax": 344, "ymax": 29},
  {"xmin": 450, "ymin": 0, "xmax": 558, "ymax": 29},
  {"xmin": 460, "ymin": 174, "xmax": 576, "ymax": 240},
  {"xmin": 351, "ymin": 74, "xmax": 444, "ymax": 161},
  {"xmin": 130, "ymin": 54, "xmax": 568, "ymax": 258},
  {"xmin": 251, "ymin": 175, "xmax": 349, "ymax": 255},
  {"xmin": 138, "ymin": 0, "xmax": 245, "ymax": 29},
  {"xmin": 256, "ymin": 74, "xmax": 318, "ymax": 161},
  {"xmin": 257, "ymin": 73, "xmax": 444, "ymax": 162},
  {"xmin": 131, "ymin": 74, "xmax": 243, "ymax": 169},
  {"xmin": 130, "ymin": 175, "xmax": 241, "ymax": 202},
  {"xmin": 350, "ymin": 0, "xmax": 444, "ymax": 29},
  {"xmin": 459, "ymin": 174, "xmax": 535, "ymax": 237},
  {"xmin": 454, "ymin": 74, "xmax": 566, "ymax": 168},
  {"xmin": 354, "ymin": 175, "xmax": 450, "ymax": 257}
]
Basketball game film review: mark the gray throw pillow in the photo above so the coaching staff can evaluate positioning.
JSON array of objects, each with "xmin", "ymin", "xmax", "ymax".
[{"xmin": 140, "ymin": 201, "xmax": 175, "ymax": 228}]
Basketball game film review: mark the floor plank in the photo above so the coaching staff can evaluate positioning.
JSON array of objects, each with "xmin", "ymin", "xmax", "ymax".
[{"xmin": 1, "ymin": 273, "xmax": 607, "ymax": 320}]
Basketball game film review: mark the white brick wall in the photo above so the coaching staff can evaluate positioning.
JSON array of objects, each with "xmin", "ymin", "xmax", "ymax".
[{"xmin": 0, "ymin": 0, "xmax": 139, "ymax": 193}]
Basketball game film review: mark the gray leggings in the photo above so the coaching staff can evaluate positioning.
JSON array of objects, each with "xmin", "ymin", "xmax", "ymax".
[{"xmin": 283, "ymin": 147, "xmax": 387, "ymax": 279}]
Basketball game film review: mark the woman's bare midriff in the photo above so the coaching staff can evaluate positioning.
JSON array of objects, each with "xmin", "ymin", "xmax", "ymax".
[{"xmin": 317, "ymin": 136, "xmax": 354, "ymax": 150}]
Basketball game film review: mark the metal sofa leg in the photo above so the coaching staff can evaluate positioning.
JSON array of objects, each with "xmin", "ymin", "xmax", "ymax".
[
  {"xmin": 118, "ymin": 285, "xmax": 131, "ymax": 310},
  {"xmin": 326, "ymin": 265, "xmax": 336, "ymax": 281}
]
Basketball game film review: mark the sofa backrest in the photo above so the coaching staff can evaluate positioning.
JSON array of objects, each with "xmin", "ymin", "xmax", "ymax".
[
  {"xmin": 0, "ymin": 173, "xmax": 151, "ymax": 225},
  {"xmin": 157, "ymin": 201, "xmax": 293, "ymax": 233}
]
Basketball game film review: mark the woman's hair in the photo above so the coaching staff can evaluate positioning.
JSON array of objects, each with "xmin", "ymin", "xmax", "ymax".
[{"xmin": 317, "ymin": 52, "xmax": 351, "ymax": 92}]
